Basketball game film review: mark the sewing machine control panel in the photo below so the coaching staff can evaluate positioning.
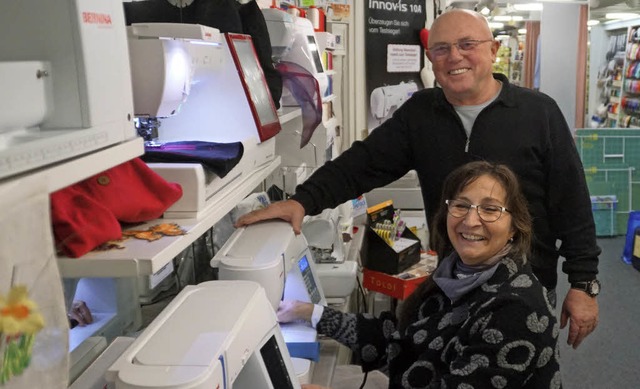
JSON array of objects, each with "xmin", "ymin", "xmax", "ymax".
[{"xmin": 298, "ymin": 255, "xmax": 322, "ymax": 304}]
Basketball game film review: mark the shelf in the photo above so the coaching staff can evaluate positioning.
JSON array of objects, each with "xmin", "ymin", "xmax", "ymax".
[
  {"xmin": 57, "ymin": 156, "xmax": 281, "ymax": 279},
  {"xmin": 278, "ymin": 106, "xmax": 302, "ymax": 125},
  {"xmin": 608, "ymin": 113, "xmax": 619, "ymax": 120},
  {"xmin": 612, "ymin": 80, "xmax": 623, "ymax": 88},
  {"xmin": 0, "ymin": 137, "xmax": 144, "ymax": 193},
  {"xmin": 322, "ymin": 94, "xmax": 337, "ymax": 103},
  {"xmin": 610, "ymin": 96, "xmax": 621, "ymax": 104}
]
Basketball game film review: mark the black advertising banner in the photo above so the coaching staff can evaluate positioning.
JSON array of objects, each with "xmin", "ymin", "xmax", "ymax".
[{"xmin": 366, "ymin": 1, "xmax": 426, "ymax": 130}]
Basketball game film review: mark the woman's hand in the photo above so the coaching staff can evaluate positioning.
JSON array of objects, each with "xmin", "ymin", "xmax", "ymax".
[{"xmin": 277, "ymin": 300, "xmax": 314, "ymax": 323}]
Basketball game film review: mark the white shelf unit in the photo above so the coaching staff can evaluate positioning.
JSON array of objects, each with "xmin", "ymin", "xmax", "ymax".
[
  {"xmin": 0, "ymin": 137, "xmax": 144, "ymax": 194},
  {"xmin": 57, "ymin": 156, "xmax": 281, "ymax": 279}
]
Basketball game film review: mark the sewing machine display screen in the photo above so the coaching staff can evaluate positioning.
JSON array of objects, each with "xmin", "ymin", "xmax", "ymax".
[
  {"xmin": 226, "ymin": 34, "xmax": 280, "ymax": 140},
  {"xmin": 298, "ymin": 254, "xmax": 322, "ymax": 304},
  {"xmin": 307, "ymin": 35, "xmax": 324, "ymax": 74},
  {"xmin": 260, "ymin": 335, "xmax": 295, "ymax": 389}
]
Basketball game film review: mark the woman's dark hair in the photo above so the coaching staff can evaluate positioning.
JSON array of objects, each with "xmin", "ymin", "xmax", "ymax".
[{"xmin": 397, "ymin": 161, "xmax": 533, "ymax": 332}]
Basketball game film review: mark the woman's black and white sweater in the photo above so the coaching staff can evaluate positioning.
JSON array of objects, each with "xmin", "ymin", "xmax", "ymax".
[{"xmin": 316, "ymin": 257, "xmax": 561, "ymax": 389}]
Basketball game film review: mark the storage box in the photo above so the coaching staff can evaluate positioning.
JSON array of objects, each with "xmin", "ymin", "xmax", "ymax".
[
  {"xmin": 362, "ymin": 266, "xmax": 428, "ymax": 300},
  {"xmin": 362, "ymin": 226, "xmax": 421, "ymax": 274},
  {"xmin": 631, "ymin": 227, "xmax": 640, "ymax": 272},
  {"xmin": 591, "ymin": 195, "xmax": 618, "ymax": 236},
  {"xmin": 363, "ymin": 200, "xmax": 421, "ymax": 274}
]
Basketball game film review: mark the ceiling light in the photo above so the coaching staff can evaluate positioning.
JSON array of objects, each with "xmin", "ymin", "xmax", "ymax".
[
  {"xmin": 493, "ymin": 15, "xmax": 512, "ymax": 21},
  {"xmin": 488, "ymin": 22, "xmax": 505, "ymax": 29},
  {"xmin": 518, "ymin": 28, "xmax": 527, "ymax": 34},
  {"xmin": 587, "ymin": 20, "xmax": 600, "ymax": 26},
  {"xmin": 605, "ymin": 13, "xmax": 640, "ymax": 20},
  {"xmin": 513, "ymin": 3, "xmax": 543, "ymax": 11},
  {"xmin": 480, "ymin": 7, "xmax": 491, "ymax": 15}
]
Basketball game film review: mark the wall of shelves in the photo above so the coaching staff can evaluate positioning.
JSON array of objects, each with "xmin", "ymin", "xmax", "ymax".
[{"xmin": 589, "ymin": 21, "xmax": 640, "ymax": 128}]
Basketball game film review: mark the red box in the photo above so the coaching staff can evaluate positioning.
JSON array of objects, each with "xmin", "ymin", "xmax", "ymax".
[{"xmin": 362, "ymin": 267, "xmax": 429, "ymax": 300}]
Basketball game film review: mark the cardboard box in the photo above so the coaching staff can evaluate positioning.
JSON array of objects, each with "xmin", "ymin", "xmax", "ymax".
[
  {"xmin": 362, "ymin": 267, "xmax": 428, "ymax": 300},
  {"xmin": 362, "ymin": 226, "xmax": 421, "ymax": 274},
  {"xmin": 362, "ymin": 200, "xmax": 421, "ymax": 274}
]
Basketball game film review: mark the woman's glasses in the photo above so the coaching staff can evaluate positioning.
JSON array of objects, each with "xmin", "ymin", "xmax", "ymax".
[{"xmin": 445, "ymin": 199, "xmax": 510, "ymax": 222}]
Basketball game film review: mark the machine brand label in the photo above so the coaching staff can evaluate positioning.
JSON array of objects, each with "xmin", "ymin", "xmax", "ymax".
[
  {"xmin": 82, "ymin": 12, "xmax": 112, "ymax": 26},
  {"xmin": 368, "ymin": 276, "xmax": 396, "ymax": 291}
]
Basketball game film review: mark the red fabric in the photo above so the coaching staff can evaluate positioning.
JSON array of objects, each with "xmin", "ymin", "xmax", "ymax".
[
  {"xmin": 50, "ymin": 186, "xmax": 122, "ymax": 258},
  {"xmin": 51, "ymin": 158, "xmax": 183, "ymax": 258}
]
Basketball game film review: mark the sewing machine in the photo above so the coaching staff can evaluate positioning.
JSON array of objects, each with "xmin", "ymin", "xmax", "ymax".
[
  {"xmin": 0, "ymin": 0, "xmax": 139, "ymax": 181},
  {"xmin": 211, "ymin": 220, "xmax": 326, "ymax": 384},
  {"xmin": 262, "ymin": 8, "xmax": 296, "ymax": 62},
  {"xmin": 127, "ymin": 23, "xmax": 281, "ymax": 219},
  {"xmin": 302, "ymin": 206, "xmax": 358, "ymax": 300},
  {"xmin": 104, "ymin": 280, "xmax": 300, "ymax": 389},
  {"xmin": 370, "ymin": 81, "xmax": 419, "ymax": 122},
  {"xmin": 279, "ymin": 15, "xmax": 329, "ymax": 105}
]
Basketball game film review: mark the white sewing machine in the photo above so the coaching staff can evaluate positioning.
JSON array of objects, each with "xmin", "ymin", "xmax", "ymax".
[
  {"xmin": 262, "ymin": 8, "xmax": 296, "ymax": 62},
  {"xmin": 127, "ymin": 23, "xmax": 281, "ymax": 219},
  {"xmin": 102, "ymin": 280, "xmax": 300, "ymax": 389},
  {"xmin": 0, "ymin": 0, "xmax": 139, "ymax": 181},
  {"xmin": 370, "ymin": 81, "xmax": 419, "ymax": 122},
  {"xmin": 302, "ymin": 206, "xmax": 358, "ymax": 300},
  {"xmin": 211, "ymin": 220, "xmax": 326, "ymax": 384},
  {"xmin": 279, "ymin": 15, "xmax": 329, "ymax": 105}
]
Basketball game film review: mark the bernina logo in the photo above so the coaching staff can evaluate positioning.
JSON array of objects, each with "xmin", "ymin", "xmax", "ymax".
[{"xmin": 82, "ymin": 11, "xmax": 112, "ymax": 25}]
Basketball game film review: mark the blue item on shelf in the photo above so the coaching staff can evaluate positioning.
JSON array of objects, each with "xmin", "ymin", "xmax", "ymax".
[{"xmin": 622, "ymin": 211, "xmax": 640, "ymax": 264}]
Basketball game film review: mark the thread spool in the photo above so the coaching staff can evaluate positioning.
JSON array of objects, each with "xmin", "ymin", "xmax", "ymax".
[
  {"xmin": 287, "ymin": 6, "xmax": 300, "ymax": 17},
  {"xmin": 306, "ymin": 6, "xmax": 325, "ymax": 32}
]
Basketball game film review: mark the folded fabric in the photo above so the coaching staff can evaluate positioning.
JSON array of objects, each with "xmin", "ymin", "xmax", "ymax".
[
  {"xmin": 51, "ymin": 157, "xmax": 183, "ymax": 258},
  {"xmin": 142, "ymin": 141, "xmax": 244, "ymax": 178},
  {"xmin": 50, "ymin": 186, "xmax": 123, "ymax": 258}
]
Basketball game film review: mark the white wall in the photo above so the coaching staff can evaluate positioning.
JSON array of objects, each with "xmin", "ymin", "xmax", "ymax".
[{"xmin": 539, "ymin": 2, "xmax": 582, "ymax": 129}]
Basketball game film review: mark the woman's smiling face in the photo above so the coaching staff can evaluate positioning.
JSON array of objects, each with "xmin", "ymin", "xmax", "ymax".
[{"xmin": 446, "ymin": 174, "xmax": 515, "ymax": 266}]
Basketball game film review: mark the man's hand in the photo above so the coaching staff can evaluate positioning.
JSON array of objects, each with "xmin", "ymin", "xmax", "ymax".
[
  {"xmin": 560, "ymin": 288, "xmax": 599, "ymax": 349},
  {"xmin": 234, "ymin": 199, "xmax": 306, "ymax": 234}
]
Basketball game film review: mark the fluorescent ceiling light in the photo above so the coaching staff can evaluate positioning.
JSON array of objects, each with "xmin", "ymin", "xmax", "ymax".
[
  {"xmin": 514, "ymin": 3, "xmax": 543, "ymax": 11},
  {"xmin": 518, "ymin": 28, "xmax": 527, "ymax": 34},
  {"xmin": 480, "ymin": 7, "xmax": 491, "ymax": 15},
  {"xmin": 605, "ymin": 13, "xmax": 640, "ymax": 20},
  {"xmin": 488, "ymin": 22, "xmax": 505, "ymax": 29},
  {"xmin": 587, "ymin": 20, "xmax": 600, "ymax": 26}
]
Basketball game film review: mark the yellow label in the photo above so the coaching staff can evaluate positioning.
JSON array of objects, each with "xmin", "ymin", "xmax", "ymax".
[{"xmin": 634, "ymin": 234, "xmax": 640, "ymax": 258}]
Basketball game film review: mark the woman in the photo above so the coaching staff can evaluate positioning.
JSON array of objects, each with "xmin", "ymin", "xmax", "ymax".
[{"xmin": 278, "ymin": 161, "xmax": 561, "ymax": 388}]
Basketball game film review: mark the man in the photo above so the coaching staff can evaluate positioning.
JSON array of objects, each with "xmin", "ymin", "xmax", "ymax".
[{"xmin": 237, "ymin": 9, "xmax": 600, "ymax": 349}]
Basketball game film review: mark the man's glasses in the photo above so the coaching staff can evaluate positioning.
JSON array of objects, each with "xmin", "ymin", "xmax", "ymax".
[
  {"xmin": 445, "ymin": 199, "xmax": 510, "ymax": 222},
  {"xmin": 427, "ymin": 39, "xmax": 494, "ymax": 59}
]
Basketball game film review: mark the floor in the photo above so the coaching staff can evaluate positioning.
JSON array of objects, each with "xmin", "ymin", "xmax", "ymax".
[{"xmin": 557, "ymin": 236, "xmax": 640, "ymax": 389}]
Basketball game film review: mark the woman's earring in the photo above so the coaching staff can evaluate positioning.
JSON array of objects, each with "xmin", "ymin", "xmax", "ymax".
[{"xmin": 509, "ymin": 236, "xmax": 514, "ymax": 243}]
